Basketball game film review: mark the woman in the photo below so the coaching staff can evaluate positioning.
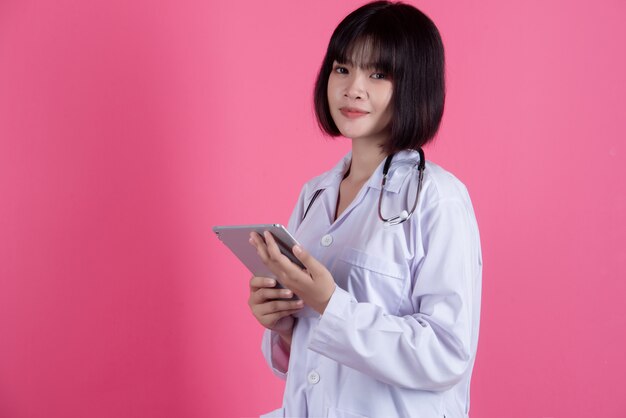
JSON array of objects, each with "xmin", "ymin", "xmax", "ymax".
[{"xmin": 248, "ymin": 2, "xmax": 482, "ymax": 417}]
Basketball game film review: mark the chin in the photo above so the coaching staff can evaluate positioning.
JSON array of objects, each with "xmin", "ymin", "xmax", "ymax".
[
  {"xmin": 340, "ymin": 131, "xmax": 367, "ymax": 140},
  {"xmin": 340, "ymin": 128, "xmax": 383, "ymax": 141},
  {"xmin": 337, "ymin": 126, "xmax": 371, "ymax": 139}
]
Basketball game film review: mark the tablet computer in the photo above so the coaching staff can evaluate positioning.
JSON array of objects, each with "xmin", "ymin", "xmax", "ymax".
[{"xmin": 212, "ymin": 224, "xmax": 304, "ymax": 283}]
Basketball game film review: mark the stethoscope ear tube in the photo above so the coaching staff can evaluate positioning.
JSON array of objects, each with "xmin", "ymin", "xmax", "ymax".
[
  {"xmin": 381, "ymin": 153, "xmax": 394, "ymax": 187},
  {"xmin": 417, "ymin": 148, "xmax": 425, "ymax": 171}
]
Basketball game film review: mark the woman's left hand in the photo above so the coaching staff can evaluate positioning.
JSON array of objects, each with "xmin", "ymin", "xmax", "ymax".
[{"xmin": 249, "ymin": 231, "xmax": 336, "ymax": 315}]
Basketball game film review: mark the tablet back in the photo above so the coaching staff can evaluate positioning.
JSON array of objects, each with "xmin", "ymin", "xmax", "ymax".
[{"xmin": 212, "ymin": 224, "xmax": 304, "ymax": 281}]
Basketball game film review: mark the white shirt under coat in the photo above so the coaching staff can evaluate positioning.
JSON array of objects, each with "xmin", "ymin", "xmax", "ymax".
[{"xmin": 260, "ymin": 149, "xmax": 482, "ymax": 418}]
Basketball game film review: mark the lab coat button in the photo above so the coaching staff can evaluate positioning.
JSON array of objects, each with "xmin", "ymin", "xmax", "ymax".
[
  {"xmin": 320, "ymin": 234, "xmax": 333, "ymax": 247},
  {"xmin": 307, "ymin": 371, "xmax": 320, "ymax": 384}
]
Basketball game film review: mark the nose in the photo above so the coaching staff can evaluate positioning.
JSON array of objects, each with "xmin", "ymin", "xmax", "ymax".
[{"xmin": 344, "ymin": 72, "xmax": 368, "ymax": 100}]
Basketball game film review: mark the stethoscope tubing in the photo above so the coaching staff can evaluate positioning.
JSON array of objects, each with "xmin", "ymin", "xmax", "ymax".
[
  {"xmin": 302, "ymin": 148, "xmax": 425, "ymax": 225},
  {"xmin": 377, "ymin": 148, "xmax": 425, "ymax": 225}
]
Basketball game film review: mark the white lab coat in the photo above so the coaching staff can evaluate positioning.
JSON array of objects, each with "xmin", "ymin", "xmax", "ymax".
[{"xmin": 261, "ymin": 150, "xmax": 482, "ymax": 418}]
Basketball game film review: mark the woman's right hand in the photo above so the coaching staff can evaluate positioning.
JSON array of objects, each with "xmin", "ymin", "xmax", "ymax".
[{"xmin": 248, "ymin": 276, "xmax": 304, "ymax": 344}]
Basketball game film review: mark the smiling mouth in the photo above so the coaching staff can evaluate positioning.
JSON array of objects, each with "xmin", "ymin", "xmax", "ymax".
[{"xmin": 340, "ymin": 108, "xmax": 369, "ymax": 119}]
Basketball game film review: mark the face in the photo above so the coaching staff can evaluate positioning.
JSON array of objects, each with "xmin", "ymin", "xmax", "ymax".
[{"xmin": 327, "ymin": 60, "xmax": 393, "ymax": 146}]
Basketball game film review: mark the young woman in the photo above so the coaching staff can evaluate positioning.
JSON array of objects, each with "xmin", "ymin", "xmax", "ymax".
[{"xmin": 248, "ymin": 2, "xmax": 482, "ymax": 417}]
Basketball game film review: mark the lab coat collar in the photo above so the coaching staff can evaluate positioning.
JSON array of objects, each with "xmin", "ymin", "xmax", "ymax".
[
  {"xmin": 304, "ymin": 149, "xmax": 423, "ymax": 201},
  {"xmin": 366, "ymin": 149, "xmax": 423, "ymax": 192}
]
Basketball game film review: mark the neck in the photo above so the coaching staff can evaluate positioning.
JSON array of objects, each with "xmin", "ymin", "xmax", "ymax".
[{"xmin": 347, "ymin": 139, "xmax": 389, "ymax": 183}]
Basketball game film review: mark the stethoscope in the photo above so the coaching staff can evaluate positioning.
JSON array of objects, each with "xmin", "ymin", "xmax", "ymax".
[{"xmin": 302, "ymin": 148, "xmax": 425, "ymax": 226}]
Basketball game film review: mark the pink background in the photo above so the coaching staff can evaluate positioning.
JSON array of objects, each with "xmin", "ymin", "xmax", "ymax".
[{"xmin": 1, "ymin": 0, "xmax": 624, "ymax": 417}]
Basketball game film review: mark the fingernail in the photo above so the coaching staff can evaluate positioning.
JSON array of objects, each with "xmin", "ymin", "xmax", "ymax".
[
  {"xmin": 281, "ymin": 289, "xmax": 292, "ymax": 296},
  {"xmin": 265, "ymin": 278, "xmax": 276, "ymax": 286},
  {"xmin": 293, "ymin": 245, "xmax": 302, "ymax": 254}
]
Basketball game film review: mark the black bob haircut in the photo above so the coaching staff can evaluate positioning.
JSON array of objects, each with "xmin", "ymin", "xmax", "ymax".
[{"xmin": 313, "ymin": 1, "xmax": 446, "ymax": 154}]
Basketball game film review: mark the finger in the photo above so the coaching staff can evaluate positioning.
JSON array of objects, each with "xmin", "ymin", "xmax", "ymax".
[
  {"xmin": 292, "ymin": 244, "xmax": 326, "ymax": 276},
  {"xmin": 250, "ymin": 287, "xmax": 294, "ymax": 304},
  {"xmin": 256, "ymin": 298, "xmax": 304, "ymax": 316},
  {"xmin": 263, "ymin": 231, "xmax": 311, "ymax": 283},
  {"xmin": 249, "ymin": 231, "xmax": 265, "ymax": 252},
  {"xmin": 263, "ymin": 231, "xmax": 292, "ymax": 265},
  {"xmin": 263, "ymin": 309, "xmax": 303, "ymax": 327},
  {"xmin": 250, "ymin": 276, "xmax": 276, "ymax": 290},
  {"xmin": 250, "ymin": 232, "xmax": 270, "ymax": 263}
]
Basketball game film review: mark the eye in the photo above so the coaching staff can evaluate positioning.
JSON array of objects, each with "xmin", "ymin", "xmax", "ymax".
[
  {"xmin": 333, "ymin": 66, "xmax": 349, "ymax": 74},
  {"xmin": 371, "ymin": 72, "xmax": 388, "ymax": 80}
]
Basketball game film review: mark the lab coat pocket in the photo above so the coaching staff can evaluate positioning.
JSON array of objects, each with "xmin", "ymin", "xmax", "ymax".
[
  {"xmin": 326, "ymin": 407, "xmax": 369, "ymax": 418},
  {"xmin": 259, "ymin": 407, "xmax": 285, "ymax": 418},
  {"xmin": 335, "ymin": 247, "xmax": 409, "ymax": 314}
]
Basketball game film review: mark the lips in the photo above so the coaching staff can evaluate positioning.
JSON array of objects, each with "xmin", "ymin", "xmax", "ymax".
[{"xmin": 340, "ymin": 107, "xmax": 369, "ymax": 119}]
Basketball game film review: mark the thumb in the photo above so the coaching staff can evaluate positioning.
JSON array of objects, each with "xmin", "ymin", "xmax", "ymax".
[{"xmin": 292, "ymin": 245, "xmax": 325, "ymax": 276}]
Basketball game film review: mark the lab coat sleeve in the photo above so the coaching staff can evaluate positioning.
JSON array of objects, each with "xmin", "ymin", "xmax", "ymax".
[
  {"xmin": 261, "ymin": 329, "xmax": 289, "ymax": 379},
  {"xmin": 260, "ymin": 184, "xmax": 309, "ymax": 378},
  {"xmin": 308, "ymin": 198, "xmax": 481, "ymax": 391}
]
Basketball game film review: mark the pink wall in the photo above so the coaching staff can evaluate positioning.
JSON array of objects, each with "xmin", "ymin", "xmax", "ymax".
[{"xmin": 1, "ymin": 0, "xmax": 624, "ymax": 417}]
